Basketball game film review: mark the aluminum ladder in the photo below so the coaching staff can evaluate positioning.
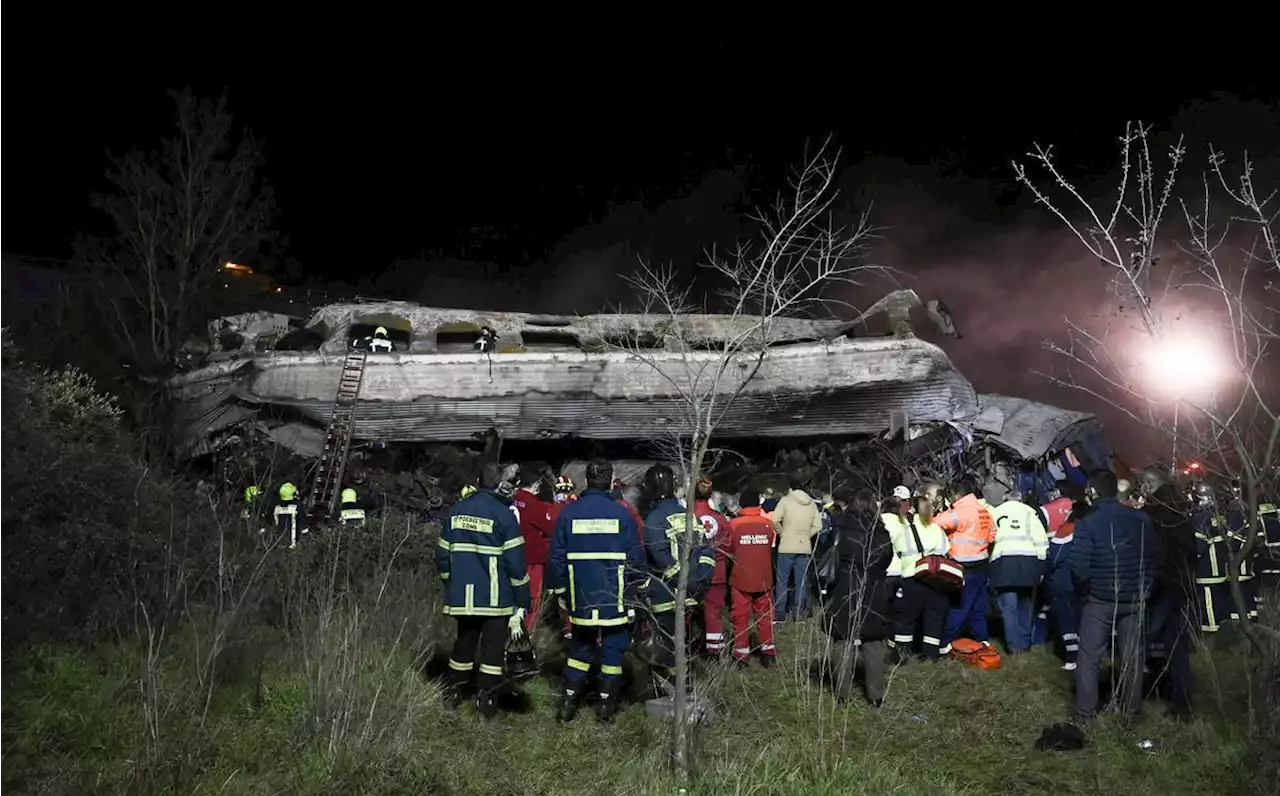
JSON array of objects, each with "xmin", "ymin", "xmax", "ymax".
[{"xmin": 308, "ymin": 347, "xmax": 368, "ymax": 518}]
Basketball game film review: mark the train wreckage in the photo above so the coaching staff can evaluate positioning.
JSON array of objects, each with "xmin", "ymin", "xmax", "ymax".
[{"xmin": 168, "ymin": 289, "xmax": 1114, "ymax": 505}]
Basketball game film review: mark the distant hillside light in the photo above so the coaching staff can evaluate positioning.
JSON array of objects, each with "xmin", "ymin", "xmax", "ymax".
[{"xmin": 222, "ymin": 261, "xmax": 254, "ymax": 274}]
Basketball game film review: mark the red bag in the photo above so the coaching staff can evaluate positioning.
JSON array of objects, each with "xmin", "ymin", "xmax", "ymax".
[
  {"xmin": 949, "ymin": 638, "xmax": 1001, "ymax": 669},
  {"xmin": 909, "ymin": 521, "xmax": 965, "ymax": 594}
]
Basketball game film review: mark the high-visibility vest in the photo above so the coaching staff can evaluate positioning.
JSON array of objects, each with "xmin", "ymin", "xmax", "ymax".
[
  {"xmin": 989, "ymin": 500, "xmax": 1049, "ymax": 562},
  {"xmin": 883, "ymin": 513, "xmax": 949, "ymax": 577}
]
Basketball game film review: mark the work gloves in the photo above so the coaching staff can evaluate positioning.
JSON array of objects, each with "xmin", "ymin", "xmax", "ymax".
[{"xmin": 508, "ymin": 608, "xmax": 526, "ymax": 641}]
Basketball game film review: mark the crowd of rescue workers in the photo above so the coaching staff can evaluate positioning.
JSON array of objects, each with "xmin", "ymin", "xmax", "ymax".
[{"xmin": 247, "ymin": 458, "xmax": 1279, "ymax": 725}]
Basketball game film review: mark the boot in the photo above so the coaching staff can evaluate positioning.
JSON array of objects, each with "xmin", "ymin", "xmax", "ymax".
[
  {"xmin": 557, "ymin": 687, "xmax": 583, "ymax": 723},
  {"xmin": 595, "ymin": 685, "xmax": 620, "ymax": 724},
  {"xmin": 475, "ymin": 692, "xmax": 499, "ymax": 720},
  {"xmin": 442, "ymin": 673, "xmax": 468, "ymax": 710}
]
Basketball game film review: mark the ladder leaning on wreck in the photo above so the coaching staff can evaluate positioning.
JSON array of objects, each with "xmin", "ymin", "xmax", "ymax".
[{"xmin": 307, "ymin": 347, "xmax": 368, "ymax": 518}]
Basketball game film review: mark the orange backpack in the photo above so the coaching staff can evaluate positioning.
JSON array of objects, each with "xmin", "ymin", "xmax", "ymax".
[{"xmin": 949, "ymin": 638, "xmax": 1001, "ymax": 669}]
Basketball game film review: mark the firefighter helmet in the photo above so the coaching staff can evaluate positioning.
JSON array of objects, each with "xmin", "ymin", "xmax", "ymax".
[
  {"xmin": 341, "ymin": 487, "xmax": 358, "ymax": 505},
  {"xmin": 460, "ymin": 484, "xmax": 478, "ymax": 499},
  {"xmin": 279, "ymin": 482, "xmax": 298, "ymax": 501},
  {"xmin": 554, "ymin": 474, "xmax": 575, "ymax": 494},
  {"xmin": 374, "ymin": 326, "xmax": 389, "ymax": 338}
]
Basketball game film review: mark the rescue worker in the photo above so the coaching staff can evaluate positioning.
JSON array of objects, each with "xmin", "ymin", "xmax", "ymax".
[
  {"xmin": 887, "ymin": 495, "xmax": 952, "ymax": 661},
  {"xmin": 369, "ymin": 326, "xmax": 393, "ymax": 352},
  {"xmin": 1258, "ymin": 498, "xmax": 1280, "ymax": 601},
  {"xmin": 1190, "ymin": 483, "xmax": 1232, "ymax": 632},
  {"xmin": 553, "ymin": 474, "xmax": 576, "ymax": 504},
  {"xmin": 1040, "ymin": 483, "xmax": 1074, "ymax": 536},
  {"xmin": 930, "ymin": 478, "xmax": 997, "ymax": 653},
  {"xmin": 988, "ymin": 488, "xmax": 1050, "ymax": 654},
  {"xmin": 337, "ymin": 487, "xmax": 368, "ymax": 527},
  {"xmin": 884, "ymin": 486, "xmax": 910, "ymax": 604},
  {"xmin": 273, "ymin": 481, "xmax": 307, "ymax": 549},
  {"xmin": 693, "ymin": 475, "xmax": 732, "ymax": 657},
  {"xmin": 1224, "ymin": 503, "xmax": 1260, "ymax": 622},
  {"xmin": 241, "ymin": 484, "xmax": 265, "ymax": 531},
  {"xmin": 641, "ymin": 464, "xmax": 716, "ymax": 682},
  {"xmin": 435, "ymin": 462, "xmax": 531, "ymax": 719},
  {"xmin": 547, "ymin": 460, "xmax": 644, "ymax": 723},
  {"xmin": 1045, "ymin": 500, "xmax": 1085, "ymax": 670},
  {"xmin": 512, "ymin": 468, "xmax": 555, "ymax": 635},
  {"xmin": 725, "ymin": 487, "xmax": 778, "ymax": 666}
]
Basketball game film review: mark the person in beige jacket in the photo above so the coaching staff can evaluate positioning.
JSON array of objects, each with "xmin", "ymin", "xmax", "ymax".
[{"xmin": 771, "ymin": 476, "xmax": 824, "ymax": 621}]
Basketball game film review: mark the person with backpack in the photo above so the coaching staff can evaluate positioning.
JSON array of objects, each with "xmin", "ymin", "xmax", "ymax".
[{"xmin": 824, "ymin": 490, "xmax": 894, "ymax": 705}]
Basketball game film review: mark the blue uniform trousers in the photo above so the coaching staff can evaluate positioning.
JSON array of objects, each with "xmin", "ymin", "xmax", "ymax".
[
  {"xmin": 943, "ymin": 563, "xmax": 990, "ymax": 646},
  {"xmin": 564, "ymin": 626, "xmax": 631, "ymax": 690}
]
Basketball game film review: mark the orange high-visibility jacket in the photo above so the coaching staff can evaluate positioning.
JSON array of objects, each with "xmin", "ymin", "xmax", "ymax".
[{"xmin": 934, "ymin": 494, "xmax": 996, "ymax": 563}]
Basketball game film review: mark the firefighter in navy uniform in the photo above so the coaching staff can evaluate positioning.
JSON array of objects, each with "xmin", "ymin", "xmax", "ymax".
[
  {"xmin": 547, "ymin": 460, "xmax": 645, "ymax": 723},
  {"xmin": 1257, "ymin": 498, "xmax": 1280, "ymax": 607},
  {"xmin": 435, "ymin": 462, "xmax": 531, "ymax": 718},
  {"xmin": 1189, "ymin": 483, "xmax": 1233, "ymax": 633},
  {"xmin": 1224, "ymin": 498, "xmax": 1261, "ymax": 622},
  {"xmin": 640, "ymin": 465, "xmax": 717, "ymax": 686}
]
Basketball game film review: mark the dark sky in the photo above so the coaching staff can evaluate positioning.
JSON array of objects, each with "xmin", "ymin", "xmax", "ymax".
[{"xmin": 5, "ymin": 22, "xmax": 1279, "ymax": 463}]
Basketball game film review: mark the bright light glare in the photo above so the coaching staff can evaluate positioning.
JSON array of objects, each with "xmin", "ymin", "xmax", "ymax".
[{"xmin": 1141, "ymin": 334, "xmax": 1228, "ymax": 397}]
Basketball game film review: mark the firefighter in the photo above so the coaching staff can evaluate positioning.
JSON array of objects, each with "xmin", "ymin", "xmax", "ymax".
[
  {"xmin": 370, "ymin": 326, "xmax": 393, "ymax": 352},
  {"xmin": 435, "ymin": 462, "xmax": 531, "ymax": 719},
  {"xmin": 547, "ymin": 460, "xmax": 644, "ymax": 723},
  {"xmin": 1190, "ymin": 483, "xmax": 1232, "ymax": 632},
  {"xmin": 693, "ymin": 475, "xmax": 732, "ymax": 657},
  {"xmin": 1258, "ymin": 499, "xmax": 1280, "ymax": 603},
  {"xmin": 641, "ymin": 465, "xmax": 717, "ymax": 683},
  {"xmin": 1224, "ymin": 502, "xmax": 1260, "ymax": 622},
  {"xmin": 337, "ymin": 487, "xmax": 367, "ymax": 527},
  {"xmin": 553, "ymin": 474, "xmax": 576, "ymax": 504},
  {"xmin": 273, "ymin": 482, "xmax": 307, "ymax": 549}
]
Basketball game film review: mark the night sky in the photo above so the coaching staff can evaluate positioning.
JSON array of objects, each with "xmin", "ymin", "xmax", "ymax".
[{"xmin": 5, "ymin": 22, "xmax": 1279, "ymax": 463}]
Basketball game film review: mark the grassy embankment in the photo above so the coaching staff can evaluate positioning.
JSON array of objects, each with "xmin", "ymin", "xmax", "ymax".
[{"xmin": 4, "ymin": 521, "xmax": 1276, "ymax": 796}]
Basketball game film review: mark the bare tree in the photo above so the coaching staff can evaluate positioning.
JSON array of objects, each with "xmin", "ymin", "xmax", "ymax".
[
  {"xmin": 77, "ymin": 88, "xmax": 274, "ymax": 369},
  {"xmin": 610, "ymin": 137, "xmax": 884, "ymax": 782},
  {"xmin": 1013, "ymin": 122, "xmax": 1280, "ymax": 644}
]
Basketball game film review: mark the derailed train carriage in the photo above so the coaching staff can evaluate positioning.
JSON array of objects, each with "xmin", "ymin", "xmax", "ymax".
[{"xmin": 166, "ymin": 288, "xmax": 1113, "ymax": 503}]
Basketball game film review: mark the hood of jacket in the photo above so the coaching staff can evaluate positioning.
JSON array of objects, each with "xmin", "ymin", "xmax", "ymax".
[{"xmin": 783, "ymin": 489, "xmax": 815, "ymax": 508}]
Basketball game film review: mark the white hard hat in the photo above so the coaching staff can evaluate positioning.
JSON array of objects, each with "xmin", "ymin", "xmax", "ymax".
[{"xmin": 892, "ymin": 485, "xmax": 911, "ymax": 501}]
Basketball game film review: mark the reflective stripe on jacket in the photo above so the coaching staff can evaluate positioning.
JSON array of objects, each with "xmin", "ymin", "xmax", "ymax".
[
  {"xmin": 883, "ymin": 513, "xmax": 949, "ymax": 577},
  {"xmin": 643, "ymin": 498, "xmax": 716, "ymax": 613},
  {"xmin": 989, "ymin": 498, "xmax": 1049, "ymax": 589},
  {"xmin": 935, "ymin": 494, "xmax": 995, "ymax": 563},
  {"xmin": 435, "ymin": 489, "xmax": 531, "ymax": 617},
  {"xmin": 547, "ymin": 488, "xmax": 645, "ymax": 627}
]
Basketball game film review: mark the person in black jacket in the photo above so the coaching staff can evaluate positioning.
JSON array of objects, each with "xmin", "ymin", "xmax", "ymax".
[
  {"xmin": 823, "ymin": 490, "xmax": 894, "ymax": 706},
  {"xmin": 1144, "ymin": 484, "xmax": 1196, "ymax": 720}
]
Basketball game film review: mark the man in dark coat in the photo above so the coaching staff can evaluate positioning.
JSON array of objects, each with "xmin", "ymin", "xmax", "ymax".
[{"xmin": 823, "ymin": 490, "xmax": 894, "ymax": 706}]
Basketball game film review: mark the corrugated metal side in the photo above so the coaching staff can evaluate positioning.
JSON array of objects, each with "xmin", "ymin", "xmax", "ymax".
[
  {"xmin": 978, "ymin": 393, "xmax": 1095, "ymax": 459},
  {"xmin": 277, "ymin": 370, "xmax": 977, "ymax": 442}
]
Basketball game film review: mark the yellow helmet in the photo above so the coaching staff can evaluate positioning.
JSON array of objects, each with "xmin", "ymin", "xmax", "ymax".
[
  {"xmin": 374, "ymin": 326, "xmax": 389, "ymax": 338},
  {"xmin": 461, "ymin": 484, "xmax": 478, "ymax": 499},
  {"xmin": 341, "ymin": 487, "xmax": 357, "ymax": 505},
  {"xmin": 279, "ymin": 482, "xmax": 298, "ymax": 501},
  {"xmin": 243, "ymin": 485, "xmax": 261, "ymax": 502}
]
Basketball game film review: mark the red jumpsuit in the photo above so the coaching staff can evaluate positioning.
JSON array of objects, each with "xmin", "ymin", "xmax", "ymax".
[
  {"xmin": 694, "ymin": 499, "xmax": 731, "ymax": 655},
  {"xmin": 726, "ymin": 507, "xmax": 777, "ymax": 660},
  {"xmin": 512, "ymin": 488, "xmax": 555, "ymax": 634}
]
